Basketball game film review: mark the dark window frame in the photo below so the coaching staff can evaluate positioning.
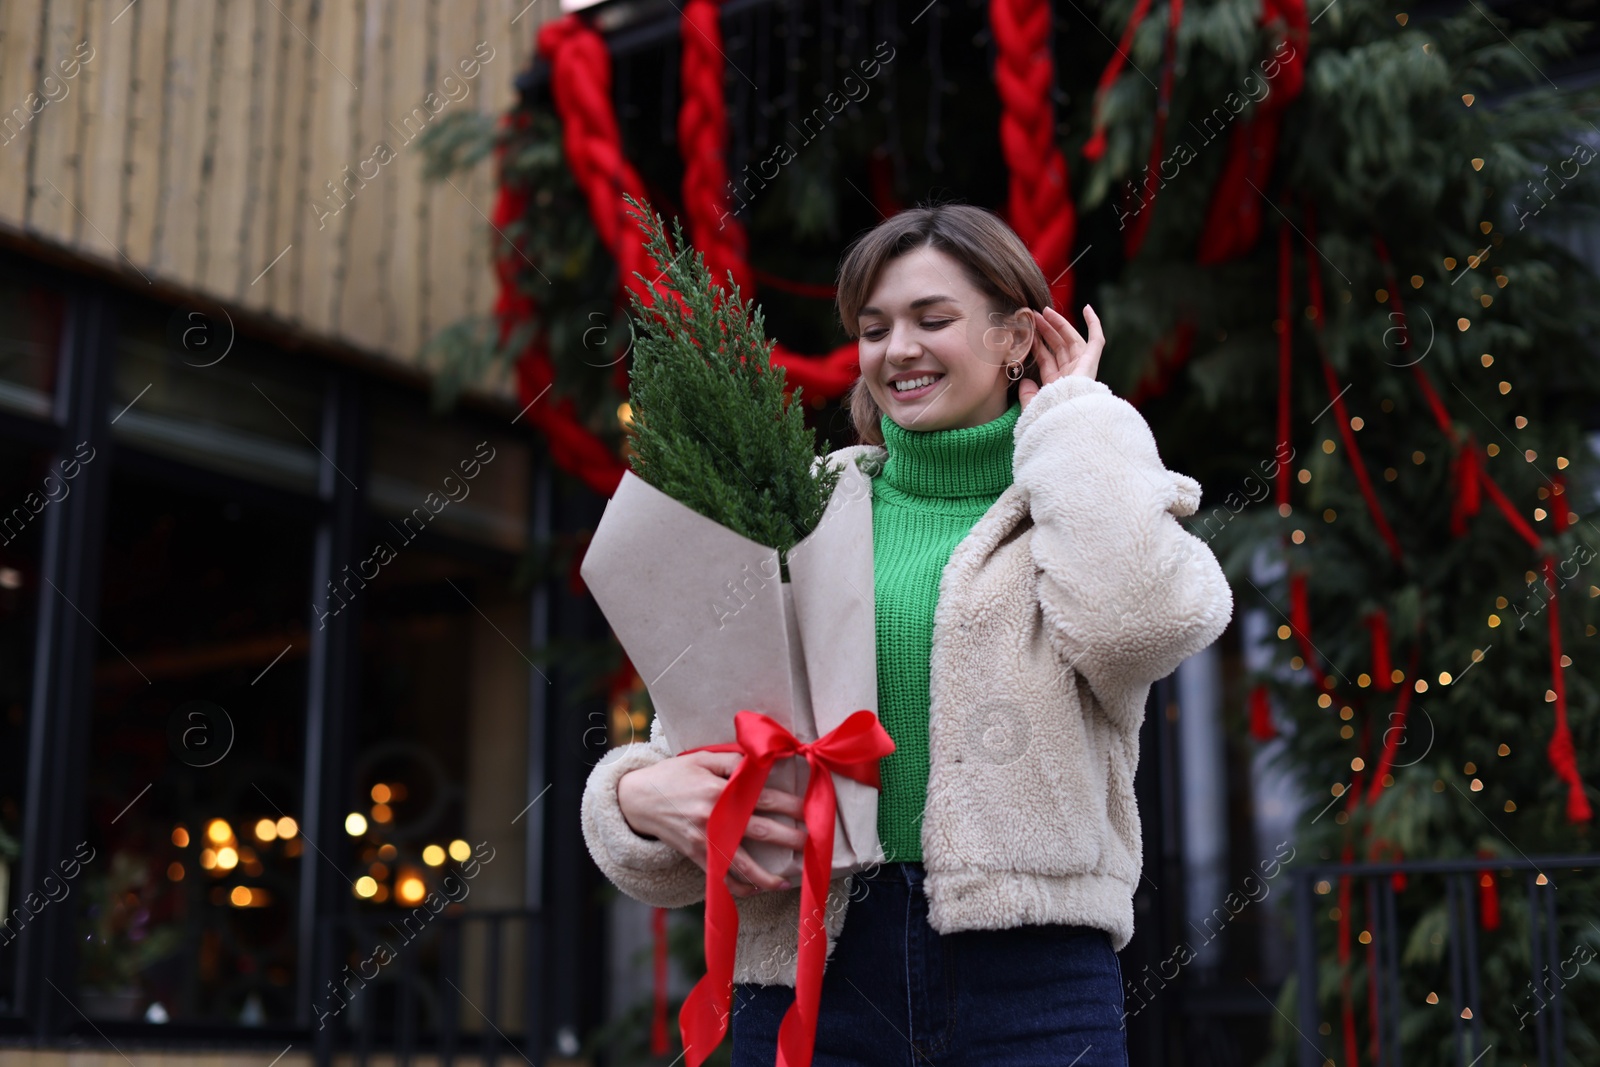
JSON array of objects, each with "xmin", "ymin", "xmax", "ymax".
[{"xmin": 0, "ymin": 250, "xmax": 562, "ymax": 1051}]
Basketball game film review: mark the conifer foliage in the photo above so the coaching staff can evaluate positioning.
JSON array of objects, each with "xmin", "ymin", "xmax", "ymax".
[
  {"xmin": 620, "ymin": 194, "xmax": 841, "ymax": 575},
  {"xmin": 1083, "ymin": 1, "xmax": 1600, "ymax": 1062}
]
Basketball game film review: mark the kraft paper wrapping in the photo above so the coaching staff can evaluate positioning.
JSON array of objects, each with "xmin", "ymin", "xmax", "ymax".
[{"xmin": 579, "ymin": 456, "xmax": 882, "ymax": 880}]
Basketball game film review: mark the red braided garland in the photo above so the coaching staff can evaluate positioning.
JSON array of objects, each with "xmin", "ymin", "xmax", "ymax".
[
  {"xmin": 540, "ymin": 13, "xmax": 862, "ymax": 405},
  {"xmin": 991, "ymin": 0, "xmax": 1077, "ymax": 310},
  {"xmin": 1477, "ymin": 855, "xmax": 1501, "ymax": 931},
  {"xmin": 679, "ymin": 0, "xmax": 751, "ymax": 295},
  {"xmin": 490, "ymin": 113, "xmax": 627, "ymax": 497},
  {"xmin": 538, "ymin": 17, "xmax": 654, "ymax": 309},
  {"xmin": 537, "ymin": 14, "xmax": 680, "ymax": 407}
]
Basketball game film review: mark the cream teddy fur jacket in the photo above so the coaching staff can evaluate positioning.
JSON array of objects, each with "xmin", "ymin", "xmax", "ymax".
[{"xmin": 579, "ymin": 373, "xmax": 1234, "ymax": 985}]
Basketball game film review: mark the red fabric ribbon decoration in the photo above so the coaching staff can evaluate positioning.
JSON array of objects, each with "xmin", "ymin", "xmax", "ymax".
[
  {"xmin": 1082, "ymin": 0, "xmax": 1155, "ymax": 162},
  {"xmin": 1128, "ymin": 319, "xmax": 1197, "ymax": 409},
  {"xmin": 1302, "ymin": 205, "xmax": 1405, "ymax": 564},
  {"xmin": 1369, "ymin": 233, "xmax": 1590, "ymax": 822},
  {"xmin": 1477, "ymin": 862, "xmax": 1501, "ymax": 931},
  {"xmin": 1363, "ymin": 610, "xmax": 1393, "ymax": 692},
  {"xmin": 1366, "ymin": 643, "xmax": 1422, "ymax": 807},
  {"xmin": 1248, "ymin": 683, "xmax": 1277, "ymax": 741},
  {"xmin": 1288, "ymin": 571, "xmax": 1319, "ymax": 674},
  {"xmin": 1542, "ymin": 555, "xmax": 1593, "ymax": 822},
  {"xmin": 1121, "ymin": 0, "xmax": 1185, "ymax": 260},
  {"xmin": 1371, "ymin": 234, "xmax": 1539, "ymax": 549},
  {"xmin": 1196, "ymin": 0, "xmax": 1307, "ymax": 264},
  {"xmin": 489, "ymin": 111, "xmax": 627, "ymax": 498},
  {"xmin": 1477, "ymin": 465, "xmax": 1544, "ymax": 552},
  {"xmin": 1450, "ymin": 443, "xmax": 1483, "ymax": 537},
  {"xmin": 1550, "ymin": 472, "xmax": 1573, "ymax": 530},
  {"xmin": 867, "ymin": 145, "xmax": 904, "ymax": 218},
  {"xmin": 677, "ymin": 710, "xmax": 895, "ymax": 1067}
]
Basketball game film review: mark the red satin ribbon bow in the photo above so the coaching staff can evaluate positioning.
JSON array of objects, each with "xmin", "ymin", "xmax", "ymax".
[{"xmin": 677, "ymin": 708, "xmax": 895, "ymax": 1067}]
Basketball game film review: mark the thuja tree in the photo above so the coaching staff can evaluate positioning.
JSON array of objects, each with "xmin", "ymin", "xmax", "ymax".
[
  {"xmin": 621, "ymin": 193, "xmax": 840, "ymax": 577},
  {"xmin": 1082, "ymin": 1, "xmax": 1600, "ymax": 1062}
]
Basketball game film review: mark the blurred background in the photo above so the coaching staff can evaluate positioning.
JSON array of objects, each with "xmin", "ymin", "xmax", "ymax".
[{"xmin": 2, "ymin": 0, "xmax": 1600, "ymax": 1065}]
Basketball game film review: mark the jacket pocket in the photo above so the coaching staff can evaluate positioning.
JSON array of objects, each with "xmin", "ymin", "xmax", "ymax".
[{"xmin": 929, "ymin": 672, "xmax": 1111, "ymax": 875}]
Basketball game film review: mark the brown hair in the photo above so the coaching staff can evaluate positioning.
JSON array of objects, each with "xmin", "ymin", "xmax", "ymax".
[{"xmin": 835, "ymin": 200, "xmax": 1052, "ymax": 446}]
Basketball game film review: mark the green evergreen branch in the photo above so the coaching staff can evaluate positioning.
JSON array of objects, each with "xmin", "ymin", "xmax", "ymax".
[
  {"xmin": 412, "ymin": 111, "xmax": 500, "ymax": 182},
  {"xmin": 619, "ymin": 193, "xmax": 840, "ymax": 577}
]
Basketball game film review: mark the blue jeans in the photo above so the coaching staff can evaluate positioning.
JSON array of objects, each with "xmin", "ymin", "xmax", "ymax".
[{"xmin": 729, "ymin": 862, "xmax": 1130, "ymax": 1066}]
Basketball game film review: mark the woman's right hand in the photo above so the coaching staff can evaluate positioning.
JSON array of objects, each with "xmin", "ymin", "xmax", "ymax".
[{"xmin": 617, "ymin": 752, "xmax": 807, "ymax": 899}]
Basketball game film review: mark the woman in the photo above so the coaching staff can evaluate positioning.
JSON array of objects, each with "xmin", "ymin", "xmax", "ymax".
[{"xmin": 580, "ymin": 203, "xmax": 1234, "ymax": 1066}]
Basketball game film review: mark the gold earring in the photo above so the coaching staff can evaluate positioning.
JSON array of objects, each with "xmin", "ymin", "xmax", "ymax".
[{"xmin": 1006, "ymin": 359, "xmax": 1023, "ymax": 381}]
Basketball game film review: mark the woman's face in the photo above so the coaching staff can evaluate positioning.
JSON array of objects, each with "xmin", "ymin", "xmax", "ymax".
[{"xmin": 855, "ymin": 245, "xmax": 1030, "ymax": 433}]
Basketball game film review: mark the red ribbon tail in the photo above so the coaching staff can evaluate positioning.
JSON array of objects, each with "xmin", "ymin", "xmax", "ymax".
[
  {"xmin": 1551, "ymin": 473, "xmax": 1573, "ymax": 530},
  {"xmin": 651, "ymin": 907, "xmax": 670, "ymax": 1055},
  {"xmin": 1477, "ymin": 863, "xmax": 1501, "ymax": 931},
  {"xmin": 1365, "ymin": 610, "xmax": 1393, "ymax": 690},
  {"xmin": 1248, "ymin": 684, "xmax": 1278, "ymax": 741},
  {"xmin": 1450, "ymin": 445, "xmax": 1482, "ymax": 537},
  {"xmin": 1543, "ymin": 559, "xmax": 1594, "ymax": 823},
  {"xmin": 773, "ymin": 755, "xmax": 839, "ymax": 1067},
  {"xmin": 677, "ymin": 738, "xmax": 780, "ymax": 1066},
  {"xmin": 1082, "ymin": 127, "xmax": 1108, "ymax": 161},
  {"xmin": 1289, "ymin": 571, "xmax": 1319, "ymax": 673},
  {"xmin": 677, "ymin": 710, "xmax": 895, "ymax": 1067}
]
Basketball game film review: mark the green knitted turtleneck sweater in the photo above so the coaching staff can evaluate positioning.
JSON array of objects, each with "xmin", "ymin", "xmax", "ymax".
[{"xmin": 871, "ymin": 399, "xmax": 1021, "ymax": 862}]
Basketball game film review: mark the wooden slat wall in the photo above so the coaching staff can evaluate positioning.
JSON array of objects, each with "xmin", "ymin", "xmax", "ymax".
[{"xmin": 0, "ymin": 0, "xmax": 553, "ymax": 398}]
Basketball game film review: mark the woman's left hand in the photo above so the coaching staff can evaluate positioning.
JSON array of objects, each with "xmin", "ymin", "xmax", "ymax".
[{"xmin": 1018, "ymin": 305, "xmax": 1103, "ymax": 410}]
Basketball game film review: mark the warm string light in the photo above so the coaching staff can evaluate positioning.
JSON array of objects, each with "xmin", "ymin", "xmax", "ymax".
[
  {"xmin": 348, "ymin": 783, "xmax": 474, "ymax": 901},
  {"xmin": 173, "ymin": 813, "xmax": 300, "ymax": 904},
  {"xmin": 167, "ymin": 784, "xmax": 470, "ymax": 907},
  {"xmin": 1287, "ymin": 240, "xmax": 1556, "ymax": 826}
]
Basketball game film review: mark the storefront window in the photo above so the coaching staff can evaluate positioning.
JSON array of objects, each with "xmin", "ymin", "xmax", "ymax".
[
  {"xmin": 319, "ymin": 394, "xmax": 533, "ymax": 1037},
  {"xmin": 0, "ymin": 439, "xmax": 53, "ymax": 1015},
  {"xmin": 111, "ymin": 306, "xmax": 325, "ymax": 495},
  {"xmin": 368, "ymin": 392, "xmax": 528, "ymax": 553},
  {"xmin": 0, "ymin": 265, "xmax": 550, "ymax": 1038},
  {"xmin": 0, "ymin": 270, "xmax": 65, "ymax": 420},
  {"xmin": 77, "ymin": 466, "xmax": 315, "ymax": 1025}
]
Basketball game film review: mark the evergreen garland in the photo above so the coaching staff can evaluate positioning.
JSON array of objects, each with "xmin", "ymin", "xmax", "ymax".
[
  {"xmin": 1083, "ymin": 2, "xmax": 1600, "ymax": 1063},
  {"xmin": 620, "ymin": 193, "xmax": 841, "ymax": 578},
  {"xmin": 414, "ymin": 108, "xmax": 625, "ymax": 426}
]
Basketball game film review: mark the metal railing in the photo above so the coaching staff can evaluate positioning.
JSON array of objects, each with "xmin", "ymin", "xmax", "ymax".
[
  {"xmin": 1291, "ymin": 854, "xmax": 1600, "ymax": 1067},
  {"xmin": 312, "ymin": 908, "xmax": 543, "ymax": 1067}
]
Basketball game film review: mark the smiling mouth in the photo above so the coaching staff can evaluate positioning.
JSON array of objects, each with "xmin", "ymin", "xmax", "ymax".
[{"xmin": 889, "ymin": 373, "xmax": 945, "ymax": 396}]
